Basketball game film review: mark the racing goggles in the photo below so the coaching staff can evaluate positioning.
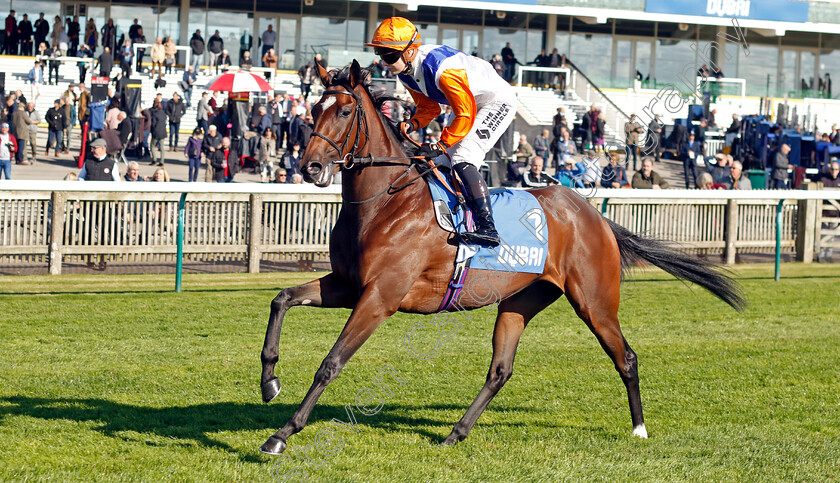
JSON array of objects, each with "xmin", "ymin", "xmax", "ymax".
[{"xmin": 375, "ymin": 29, "xmax": 417, "ymax": 65}]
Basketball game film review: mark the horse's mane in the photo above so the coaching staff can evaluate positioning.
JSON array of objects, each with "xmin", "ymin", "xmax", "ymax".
[{"xmin": 328, "ymin": 65, "xmax": 406, "ymax": 142}]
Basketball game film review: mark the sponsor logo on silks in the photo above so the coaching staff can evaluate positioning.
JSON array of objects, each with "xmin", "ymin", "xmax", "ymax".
[
  {"xmin": 475, "ymin": 128, "xmax": 490, "ymax": 139},
  {"xmin": 496, "ymin": 244, "xmax": 545, "ymax": 268},
  {"xmin": 706, "ymin": 0, "xmax": 750, "ymax": 17}
]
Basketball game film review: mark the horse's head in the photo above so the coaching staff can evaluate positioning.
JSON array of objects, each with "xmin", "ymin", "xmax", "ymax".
[{"xmin": 301, "ymin": 60, "xmax": 369, "ymax": 187}]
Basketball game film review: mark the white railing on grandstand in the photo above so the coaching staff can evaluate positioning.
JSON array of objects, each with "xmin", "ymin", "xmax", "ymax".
[
  {"xmin": 35, "ymin": 55, "xmax": 95, "ymax": 65},
  {"xmin": 696, "ymin": 76, "xmax": 746, "ymax": 107},
  {"xmin": 132, "ymin": 44, "xmax": 192, "ymax": 71},
  {"xmin": 516, "ymin": 66, "xmax": 573, "ymax": 90},
  {"xmin": 0, "ymin": 182, "xmax": 838, "ymax": 274}
]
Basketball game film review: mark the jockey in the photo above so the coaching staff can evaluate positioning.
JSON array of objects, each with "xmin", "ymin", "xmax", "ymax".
[{"xmin": 365, "ymin": 17, "xmax": 516, "ymax": 248}]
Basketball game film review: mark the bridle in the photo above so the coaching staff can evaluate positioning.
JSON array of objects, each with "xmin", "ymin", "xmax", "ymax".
[
  {"xmin": 308, "ymin": 81, "xmax": 457, "ymax": 205},
  {"xmin": 309, "ymin": 86, "xmax": 374, "ymax": 170}
]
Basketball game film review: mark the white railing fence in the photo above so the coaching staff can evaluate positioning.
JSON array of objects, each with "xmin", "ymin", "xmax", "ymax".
[{"xmin": 0, "ymin": 182, "xmax": 838, "ymax": 274}]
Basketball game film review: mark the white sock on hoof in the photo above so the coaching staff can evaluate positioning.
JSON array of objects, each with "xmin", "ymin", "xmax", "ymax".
[{"xmin": 632, "ymin": 424, "xmax": 648, "ymax": 439}]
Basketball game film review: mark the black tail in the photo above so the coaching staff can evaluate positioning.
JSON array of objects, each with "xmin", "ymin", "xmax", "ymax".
[{"xmin": 606, "ymin": 219, "xmax": 746, "ymax": 312}]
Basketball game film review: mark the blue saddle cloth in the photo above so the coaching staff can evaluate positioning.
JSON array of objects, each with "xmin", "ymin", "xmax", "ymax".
[{"xmin": 427, "ymin": 174, "xmax": 549, "ymax": 274}]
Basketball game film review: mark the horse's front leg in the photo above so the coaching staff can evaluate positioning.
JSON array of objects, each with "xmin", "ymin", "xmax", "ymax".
[
  {"xmin": 260, "ymin": 284, "xmax": 401, "ymax": 455},
  {"xmin": 261, "ymin": 272, "xmax": 356, "ymax": 404}
]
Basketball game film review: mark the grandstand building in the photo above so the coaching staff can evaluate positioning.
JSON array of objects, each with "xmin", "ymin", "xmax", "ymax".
[
  {"xmin": 3, "ymin": 0, "xmax": 840, "ymax": 133},
  {"xmin": 2, "ymin": 1, "xmax": 836, "ymax": 96}
]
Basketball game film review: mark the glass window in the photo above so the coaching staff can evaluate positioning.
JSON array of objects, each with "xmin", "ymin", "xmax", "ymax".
[
  {"xmin": 300, "ymin": 16, "xmax": 346, "ymax": 68},
  {"xmin": 570, "ymin": 33, "xmax": 612, "ymax": 85},
  {"xmin": 188, "ymin": 8, "xmax": 207, "ymax": 42},
  {"xmin": 207, "ymin": 10, "xmax": 253, "ymax": 65},
  {"xmin": 818, "ymin": 35, "xmax": 840, "ymax": 99},
  {"xmin": 442, "ymin": 28, "xmax": 458, "ymax": 49},
  {"xmin": 615, "ymin": 39, "xmax": 632, "ymax": 87},
  {"xmin": 780, "ymin": 50, "xmax": 797, "ymax": 94},
  {"xmin": 800, "ymin": 51, "xmax": 816, "ymax": 95},
  {"xmin": 525, "ymin": 29, "xmax": 543, "ymax": 65},
  {"xmin": 278, "ymin": 17, "xmax": 297, "ymax": 69},
  {"xmin": 15, "ymin": 1, "xmax": 60, "ymax": 25},
  {"xmin": 483, "ymin": 28, "xmax": 526, "ymax": 65},
  {"xmin": 417, "ymin": 23, "xmax": 438, "ymax": 46},
  {"xmin": 737, "ymin": 43, "xmax": 778, "ymax": 97},
  {"xmin": 654, "ymin": 39, "xmax": 695, "ymax": 90},
  {"xmin": 635, "ymin": 41, "xmax": 653, "ymax": 87},
  {"xmin": 157, "ymin": 0, "xmax": 182, "ymax": 45},
  {"xmin": 554, "ymin": 32, "xmax": 570, "ymax": 56},
  {"xmin": 463, "ymin": 29, "xmax": 481, "ymax": 57},
  {"xmin": 110, "ymin": 6, "xmax": 157, "ymax": 48}
]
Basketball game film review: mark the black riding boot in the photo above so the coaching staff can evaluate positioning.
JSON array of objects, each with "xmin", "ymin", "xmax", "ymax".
[{"xmin": 453, "ymin": 162, "xmax": 500, "ymax": 247}]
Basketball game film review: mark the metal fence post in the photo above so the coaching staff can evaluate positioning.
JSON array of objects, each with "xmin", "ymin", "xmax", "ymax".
[
  {"xmin": 775, "ymin": 199, "xmax": 784, "ymax": 282},
  {"xmin": 175, "ymin": 193, "xmax": 187, "ymax": 293},
  {"xmin": 48, "ymin": 191, "xmax": 65, "ymax": 275}
]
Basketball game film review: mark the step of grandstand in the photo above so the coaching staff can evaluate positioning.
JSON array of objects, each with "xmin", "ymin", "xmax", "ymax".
[
  {"xmin": 3, "ymin": 55, "xmax": 308, "ymax": 134},
  {"xmin": 513, "ymin": 85, "xmax": 622, "ymax": 147}
]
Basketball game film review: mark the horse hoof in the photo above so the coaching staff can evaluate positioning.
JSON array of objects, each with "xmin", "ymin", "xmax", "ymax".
[
  {"xmin": 261, "ymin": 378, "xmax": 282, "ymax": 403},
  {"xmin": 259, "ymin": 436, "xmax": 287, "ymax": 455},
  {"xmin": 440, "ymin": 434, "xmax": 462, "ymax": 446},
  {"xmin": 632, "ymin": 424, "xmax": 648, "ymax": 439}
]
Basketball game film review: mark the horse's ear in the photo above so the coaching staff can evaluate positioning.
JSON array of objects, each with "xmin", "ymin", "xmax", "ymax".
[
  {"xmin": 349, "ymin": 59, "xmax": 363, "ymax": 88},
  {"xmin": 316, "ymin": 60, "xmax": 331, "ymax": 86}
]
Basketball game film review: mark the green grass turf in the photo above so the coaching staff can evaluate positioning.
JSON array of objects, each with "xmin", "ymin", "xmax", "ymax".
[{"xmin": 1, "ymin": 264, "xmax": 839, "ymax": 482}]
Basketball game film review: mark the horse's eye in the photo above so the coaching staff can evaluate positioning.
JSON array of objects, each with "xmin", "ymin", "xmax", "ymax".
[{"xmin": 340, "ymin": 108, "xmax": 352, "ymax": 118}]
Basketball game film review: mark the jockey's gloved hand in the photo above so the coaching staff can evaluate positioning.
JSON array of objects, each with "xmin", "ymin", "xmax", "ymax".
[
  {"xmin": 399, "ymin": 121, "xmax": 416, "ymax": 135},
  {"xmin": 416, "ymin": 142, "xmax": 446, "ymax": 160}
]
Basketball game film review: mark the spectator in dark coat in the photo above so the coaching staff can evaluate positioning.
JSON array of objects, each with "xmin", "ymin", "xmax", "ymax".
[
  {"xmin": 101, "ymin": 19, "xmax": 117, "ymax": 54},
  {"xmin": 4, "ymin": 10, "xmax": 18, "ymax": 55},
  {"xmin": 117, "ymin": 111, "xmax": 132, "ymax": 146},
  {"xmin": 139, "ymin": 107, "xmax": 152, "ymax": 158},
  {"xmin": 98, "ymin": 47, "xmax": 114, "ymax": 77},
  {"xmin": 772, "ymin": 144, "xmax": 793, "ymax": 189},
  {"xmin": 202, "ymin": 124, "xmax": 223, "ymax": 182},
  {"xmin": 681, "ymin": 133, "xmax": 703, "ymax": 189},
  {"xmin": 17, "ymin": 13, "xmax": 33, "ymax": 56},
  {"xmin": 211, "ymin": 136, "xmax": 238, "ymax": 182},
  {"xmin": 45, "ymin": 99, "xmax": 66, "ymax": 157},
  {"xmin": 207, "ymin": 31, "xmax": 224, "ymax": 74},
  {"xmin": 34, "ymin": 13, "xmax": 49, "ymax": 51},
  {"xmin": 66, "ymin": 15, "xmax": 80, "ymax": 56},
  {"xmin": 165, "ymin": 93, "xmax": 186, "ymax": 151},
  {"xmin": 189, "ymin": 30, "xmax": 205, "ymax": 72},
  {"xmin": 149, "ymin": 100, "xmax": 167, "ymax": 166},
  {"xmin": 601, "ymin": 153, "xmax": 631, "ymax": 188},
  {"xmin": 820, "ymin": 161, "xmax": 840, "ymax": 188}
]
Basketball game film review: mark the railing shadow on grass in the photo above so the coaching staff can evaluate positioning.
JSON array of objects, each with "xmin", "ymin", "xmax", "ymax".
[{"xmin": 0, "ymin": 396, "xmax": 546, "ymax": 461}]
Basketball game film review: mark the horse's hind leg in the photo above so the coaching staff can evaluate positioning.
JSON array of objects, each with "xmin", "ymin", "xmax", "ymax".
[
  {"xmin": 442, "ymin": 281, "xmax": 561, "ymax": 445},
  {"xmin": 564, "ymin": 275, "xmax": 646, "ymax": 438},
  {"xmin": 261, "ymin": 273, "xmax": 356, "ymax": 404}
]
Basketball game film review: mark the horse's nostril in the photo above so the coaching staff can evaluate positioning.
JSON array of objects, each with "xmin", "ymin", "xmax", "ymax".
[{"xmin": 307, "ymin": 162, "xmax": 323, "ymax": 175}]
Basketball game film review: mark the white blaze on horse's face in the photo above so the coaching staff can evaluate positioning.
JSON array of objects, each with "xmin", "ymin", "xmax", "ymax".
[{"xmin": 320, "ymin": 96, "xmax": 336, "ymax": 112}]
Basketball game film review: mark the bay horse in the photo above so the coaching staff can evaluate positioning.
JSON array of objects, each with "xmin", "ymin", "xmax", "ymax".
[{"xmin": 258, "ymin": 60, "xmax": 744, "ymax": 455}]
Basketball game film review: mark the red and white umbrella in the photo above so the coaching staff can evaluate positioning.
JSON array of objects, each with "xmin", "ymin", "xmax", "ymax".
[{"xmin": 205, "ymin": 71, "xmax": 273, "ymax": 92}]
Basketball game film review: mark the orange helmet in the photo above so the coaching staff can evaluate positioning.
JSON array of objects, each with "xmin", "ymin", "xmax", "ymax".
[{"xmin": 364, "ymin": 17, "xmax": 422, "ymax": 51}]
